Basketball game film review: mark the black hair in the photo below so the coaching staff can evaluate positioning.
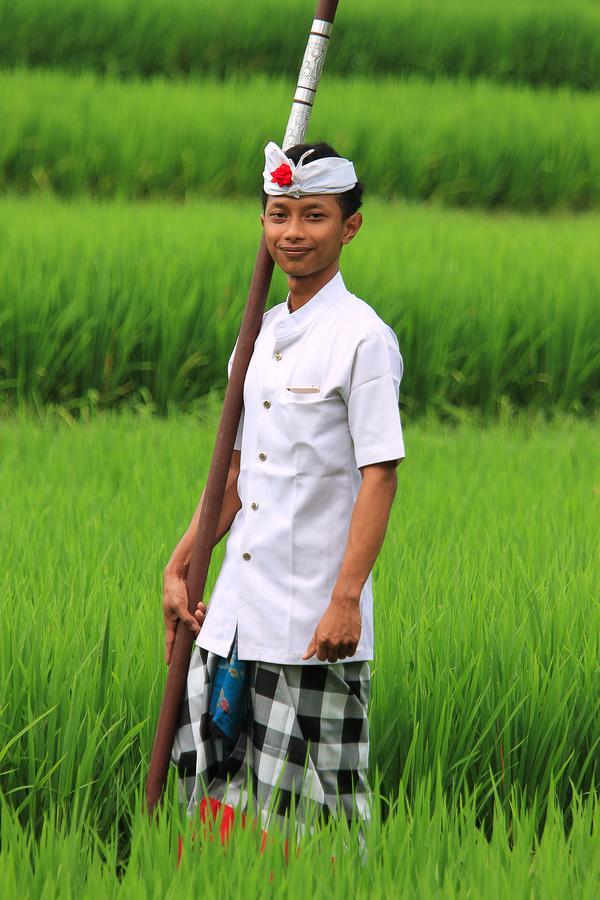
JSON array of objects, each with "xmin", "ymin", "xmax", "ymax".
[{"xmin": 261, "ymin": 142, "xmax": 363, "ymax": 219}]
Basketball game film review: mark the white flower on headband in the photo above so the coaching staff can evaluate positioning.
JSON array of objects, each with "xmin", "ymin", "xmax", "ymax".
[{"xmin": 263, "ymin": 141, "xmax": 358, "ymax": 199}]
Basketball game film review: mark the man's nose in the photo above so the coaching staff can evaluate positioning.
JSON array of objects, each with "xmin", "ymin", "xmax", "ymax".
[{"xmin": 283, "ymin": 217, "xmax": 306, "ymax": 241}]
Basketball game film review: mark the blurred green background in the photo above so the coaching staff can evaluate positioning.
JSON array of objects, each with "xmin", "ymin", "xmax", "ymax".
[{"xmin": 1, "ymin": 0, "xmax": 599, "ymax": 417}]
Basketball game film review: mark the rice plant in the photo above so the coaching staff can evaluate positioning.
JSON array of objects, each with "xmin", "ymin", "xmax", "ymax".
[
  {"xmin": 0, "ymin": 411, "xmax": 597, "ymax": 842},
  {"xmin": 1, "ymin": 69, "xmax": 599, "ymax": 209},
  {"xmin": 1, "ymin": 0, "xmax": 598, "ymax": 89},
  {"xmin": 0, "ymin": 195, "xmax": 598, "ymax": 416},
  {"xmin": 0, "ymin": 782, "xmax": 598, "ymax": 897}
]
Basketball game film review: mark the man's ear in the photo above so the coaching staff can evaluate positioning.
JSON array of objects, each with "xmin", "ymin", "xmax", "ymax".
[
  {"xmin": 260, "ymin": 213, "xmax": 265, "ymax": 226},
  {"xmin": 342, "ymin": 212, "xmax": 363, "ymax": 245}
]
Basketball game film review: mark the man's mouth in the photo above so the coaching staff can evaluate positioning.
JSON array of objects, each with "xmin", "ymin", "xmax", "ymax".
[{"xmin": 278, "ymin": 247, "xmax": 313, "ymax": 257}]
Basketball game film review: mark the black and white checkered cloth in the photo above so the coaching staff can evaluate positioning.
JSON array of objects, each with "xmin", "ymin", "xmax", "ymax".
[{"xmin": 171, "ymin": 644, "xmax": 373, "ymax": 837}]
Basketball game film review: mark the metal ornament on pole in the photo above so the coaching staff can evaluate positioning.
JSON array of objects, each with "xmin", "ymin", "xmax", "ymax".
[
  {"xmin": 283, "ymin": 18, "xmax": 333, "ymax": 150},
  {"xmin": 145, "ymin": 0, "xmax": 341, "ymax": 817}
]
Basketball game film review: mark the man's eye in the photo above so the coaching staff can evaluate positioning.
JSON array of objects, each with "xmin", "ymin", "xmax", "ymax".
[{"xmin": 307, "ymin": 213, "xmax": 324, "ymax": 220}]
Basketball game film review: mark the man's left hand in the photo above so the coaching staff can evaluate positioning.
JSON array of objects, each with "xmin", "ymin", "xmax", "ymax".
[{"xmin": 302, "ymin": 589, "xmax": 362, "ymax": 662}]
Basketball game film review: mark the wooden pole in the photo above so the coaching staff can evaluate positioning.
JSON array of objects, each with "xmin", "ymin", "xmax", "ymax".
[{"xmin": 145, "ymin": 0, "xmax": 342, "ymax": 815}]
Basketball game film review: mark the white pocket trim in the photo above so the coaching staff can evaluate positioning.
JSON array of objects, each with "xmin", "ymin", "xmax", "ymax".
[{"xmin": 286, "ymin": 385, "xmax": 321, "ymax": 394}]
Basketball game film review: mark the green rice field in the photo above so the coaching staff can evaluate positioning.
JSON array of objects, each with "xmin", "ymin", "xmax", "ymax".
[
  {"xmin": 1, "ymin": 787, "xmax": 597, "ymax": 897},
  {"xmin": 2, "ymin": 0, "xmax": 599, "ymax": 893},
  {"xmin": 1, "ymin": 411, "xmax": 598, "ymax": 895},
  {"xmin": 1, "ymin": 196, "xmax": 598, "ymax": 416},
  {"xmin": 1, "ymin": 0, "xmax": 599, "ymax": 88},
  {"xmin": 3, "ymin": 69, "xmax": 599, "ymax": 209}
]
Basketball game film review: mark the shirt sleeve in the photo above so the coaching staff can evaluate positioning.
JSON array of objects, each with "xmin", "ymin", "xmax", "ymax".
[
  {"xmin": 346, "ymin": 327, "xmax": 405, "ymax": 469},
  {"xmin": 227, "ymin": 340, "xmax": 244, "ymax": 452}
]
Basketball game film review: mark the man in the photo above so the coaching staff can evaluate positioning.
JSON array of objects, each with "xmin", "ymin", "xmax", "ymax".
[{"xmin": 167, "ymin": 140, "xmax": 405, "ymax": 854}]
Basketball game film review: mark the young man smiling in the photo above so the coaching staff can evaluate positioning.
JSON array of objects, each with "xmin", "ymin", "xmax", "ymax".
[{"xmin": 168, "ymin": 141, "xmax": 405, "ymax": 854}]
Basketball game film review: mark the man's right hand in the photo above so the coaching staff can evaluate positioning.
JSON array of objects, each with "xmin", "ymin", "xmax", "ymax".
[{"xmin": 163, "ymin": 568, "xmax": 207, "ymax": 665}]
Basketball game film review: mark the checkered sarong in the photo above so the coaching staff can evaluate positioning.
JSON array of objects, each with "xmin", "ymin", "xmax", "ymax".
[{"xmin": 171, "ymin": 643, "xmax": 372, "ymax": 836}]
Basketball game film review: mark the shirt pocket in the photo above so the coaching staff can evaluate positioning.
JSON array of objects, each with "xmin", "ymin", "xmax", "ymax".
[
  {"xmin": 285, "ymin": 384, "xmax": 321, "ymax": 398},
  {"xmin": 281, "ymin": 385, "xmax": 323, "ymax": 408},
  {"xmin": 279, "ymin": 386, "xmax": 350, "ymax": 475}
]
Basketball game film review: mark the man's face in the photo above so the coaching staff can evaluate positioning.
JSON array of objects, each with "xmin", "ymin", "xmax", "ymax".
[{"xmin": 261, "ymin": 194, "xmax": 362, "ymax": 278}]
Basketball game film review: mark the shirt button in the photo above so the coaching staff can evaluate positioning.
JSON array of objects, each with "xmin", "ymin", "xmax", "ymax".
[
  {"xmin": 263, "ymin": 400, "xmax": 271, "ymax": 409},
  {"xmin": 274, "ymin": 352, "xmax": 282, "ymax": 361},
  {"xmin": 242, "ymin": 551, "xmax": 251, "ymax": 560},
  {"xmin": 251, "ymin": 502, "xmax": 259, "ymax": 511},
  {"xmin": 258, "ymin": 452, "xmax": 267, "ymax": 461}
]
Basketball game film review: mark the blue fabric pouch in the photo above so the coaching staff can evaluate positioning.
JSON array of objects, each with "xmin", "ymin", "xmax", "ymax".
[{"xmin": 208, "ymin": 627, "xmax": 249, "ymax": 753}]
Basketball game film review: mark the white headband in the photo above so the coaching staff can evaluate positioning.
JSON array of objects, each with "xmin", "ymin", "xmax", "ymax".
[{"xmin": 263, "ymin": 141, "xmax": 358, "ymax": 199}]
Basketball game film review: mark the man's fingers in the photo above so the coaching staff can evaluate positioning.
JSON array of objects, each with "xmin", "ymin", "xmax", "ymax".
[
  {"xmin": 180, "ymin": 608, "xmax": 201, "ymax": 635},
  {"xmin": 316, "ymin": 640, "xmax": 330, "ymax": 662},
  {"xmin": 304, "ymin": 633, "xmax": 358, "ymax": 663},
  {"xmin": 193, "ymin": 604, "xmax": 207, "ymax": 624},
  {"xmin": 164, "ymin": 605, "xmax": 200, "ymax": 660},
  {"xmin": 302, "ymin": 634, "xmax": 317, "ymax": 659},
  {"xmin": 164, "ymin": 621, "xmax": 176, "ymax": 665}
]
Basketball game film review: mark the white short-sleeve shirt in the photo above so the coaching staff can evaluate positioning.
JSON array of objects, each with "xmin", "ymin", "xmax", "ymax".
[{"xmin": 196, "ymin": 269, "xmax": 405, "ymax": 664}]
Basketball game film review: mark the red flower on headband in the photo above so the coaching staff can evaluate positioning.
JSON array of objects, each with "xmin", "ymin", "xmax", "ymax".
[{"xmin": 270, "ymin": 163, "xmax": 293, "ymax": 187}]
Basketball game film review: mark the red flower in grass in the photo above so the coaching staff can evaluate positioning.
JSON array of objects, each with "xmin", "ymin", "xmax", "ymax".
[{"xmin": 270, "ymin": 163, "xmax": 293, "ymax": 187}]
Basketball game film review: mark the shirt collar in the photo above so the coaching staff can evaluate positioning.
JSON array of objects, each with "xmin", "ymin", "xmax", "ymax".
[{"xmin": 274, "ymin": 269, "xmax": 346, "ymax": 345}]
